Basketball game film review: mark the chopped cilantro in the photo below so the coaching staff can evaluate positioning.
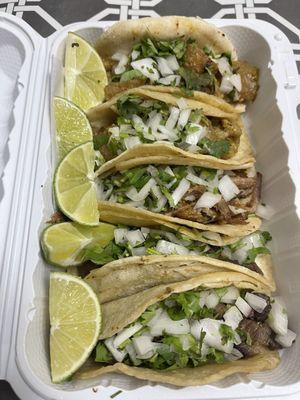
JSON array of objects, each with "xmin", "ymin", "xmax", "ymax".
[
  {"xmin": 120, "ymin": 69, "xmax": 144, "ymax": 82},
  {"xmin": 200, "ymin": 138, "xmax": 231, "ymax": 158},
  {"xmin": 178, "ymin": 67, "xmax": 214, "ymax": 91},
  {"xmin": 219, "ymin": 324, "xmax": 235, "ymax": 345},
  {"xmin": 139, "ymin": 304, "xmax": 158, "ymax": 325},
  {"xmin": 93, "ymin": 134, "xmax": 110, "ymax": 149},
  {"xmin": 95, "ymin": 343, "xmax": 114, "ymax": 363},
  {"xmin": 245, "ymin": 247, "xmax": 270, "ymax": 264},
  {"xmin": 83, "ymin": 242, "xmax": 123, "ymax": 265},
  {"xmin": 133, "ymin": 38, "xmax": 187, "ymax": 59}
]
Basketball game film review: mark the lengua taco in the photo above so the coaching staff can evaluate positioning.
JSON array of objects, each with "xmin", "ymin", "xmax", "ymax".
[
  {"xmin": 76, "ymin": 269, "xmax": 295, "ymax": 387},
  {"xmin": 96, "ymin": 16, "xmax": 259, "ymax": 104},
  {"xmin": 88, "ymin": 87, "xmax": 255, "ymax": 175},
  {"xmin": 96, "ymin": 164, "xmax": 262, "ymax": 241}
]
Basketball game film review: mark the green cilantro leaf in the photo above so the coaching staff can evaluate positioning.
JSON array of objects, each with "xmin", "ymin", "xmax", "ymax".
[
  {"xmin": 219, "ymin": 324, "xmax": 235, "ymax": 345},
  {"xmin": 245, "ymin": 247, "xmax": 270, "ymax": 264},
  {"xmin": 95, "ymin": 343, "xmax": 113, "ymax": 363},
  {"xmin": 200, "ymin": 138, "xmax": 231, "ymax": 158}
]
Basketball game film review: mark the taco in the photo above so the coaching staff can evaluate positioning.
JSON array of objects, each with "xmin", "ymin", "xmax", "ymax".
[
  {"xmin": 88, "ymin": 88, "xmax": 254, "ymax": 176},
  {"xmin": 95, "ymin": 16, "xmax": 259, "ymax": 104},
  {"xmin": 76, "ymin": 269, "xmax": 295, "ymax": 386},
  {"xmin": 96, "ymin": 164, "xmax": 262, "ymax": 241}
]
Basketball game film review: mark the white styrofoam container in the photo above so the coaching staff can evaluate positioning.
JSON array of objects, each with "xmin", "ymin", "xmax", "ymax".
[{"xmin": 1, "ymin": 12, "xmax": 300, "ymax": 400}]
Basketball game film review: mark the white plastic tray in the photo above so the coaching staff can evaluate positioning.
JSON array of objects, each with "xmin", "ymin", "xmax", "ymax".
[{"xmin": 1, "ymin": 13, "xmax": 300, "ymax": 400}]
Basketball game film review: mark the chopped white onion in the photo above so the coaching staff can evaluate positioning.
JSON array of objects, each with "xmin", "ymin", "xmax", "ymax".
[
  {"xmin": 148, "ymin": 310, "xmax": 190, "ymax": 336},
  {"xmin": 131, "ymin": 58, "xmax": 159, "ymax": 82},
  {"xmin": 171, "ymin": 178, "xmax": 190, "ymax": 206},
  {"xmin": 180, "ymin": 335, "xmax": 191, "ymax": 351},
  {"xmin": 205, "ymin": 291, "xmax": 219, "ymax": 308},
  {"xmin": 146, "ymin": 308, "xmax": 163, "ymax": 328},
  {"xmin": 119, "ymin": 124, "xmax": 134, "ymax": 134},
  {"xmin": 113, "ymin": 323, "xmax": 143, "ymax": 348},
  {"xmin": 132, "ymin": 114, "xmax": 154, "ymax": 140},
  {"xmin": 158, "ymin": 75, "xmax": 181, "ymax": 86},
  {"xmin": 275, "ymin": 329, "xmax": 296, "ymax": 348},
  {"xmin": 124, "ymin": 136, "xmax": 141, "ymax": 149},
  {"xmin": 234, "ymin": 331, "xmax": 241, "ymax": 345},
  {"xmin": 114, "ymin": 228, "xmax": 129, "ymax": 245},
  {"xmin": 131, "ymin": 246, "xmax": 147, "ymax": 256},
  {"xmin": 218, "ymin": 175, "xmax": 240, "ymax": 202},
  {"xmin": 165, "ymin": 106, "xmax": 180, "ymax": 131},
  {"xmin": 220, "ymin": 75, "xmax": 234, "ymax": 94},
  {"xmin": 232, "ymin": 247, "xmax": 248, "ymax": 265},
  {"xmin": 109, "ymin": 126, "xmax": 120, "ymax": 138},
  {"xmin": 131, "ymin": 50, "xmax": 140, "ymax": 61},
  {"xmin": 156, "ymin": 124, "xmax": 178, "ymax": 141},
  {"xmin": 151, "ymin": 185, "xmax": 167, "ymax": 212},
  {"xmin": 256, "ymin": 204, "xmax": 276, "ymax": 220},
  {"xmin": 177, "ymin": 108, "xmax": 191, "ymax": 130},
  {"xmin": 127, "ymin": 229, "xmax": 146, "ymax": 247},
  {"xmin": 220, "ymin": 286, "xmax": 240, "ymax": 304},
  {"xmin": 156, "ymin": 57, "xmax": 174, "ymax": 76},
  {"xmin": 166, "ymin": 55, "xmax": 180, "ymax": 71},
  {"xmin": 156, "ymin": 239, "xmax": 189, "ymax": 255},
  {"xmin": 141, "ymin": 227, "xmax": 150, "ymax": 237},
  {"xmin": 126, "ymin": 178, "xmax": 156, "ymax": 202},
  {"xmin": 112, "ymin": 52, "xmax": 129, "ymax": 75},
  {"xmin": 147, "ymin": 111, "xmax": 162, "ymax": 134},
  {"xmin": 126, "ymin": 343, "xmax": 139, "ymax": 365},
  {"xmin": 186, "ymin": 173, "xmax": 207, "ymax": 186},
  {"xmin": 242, "ymin": 233, "xmax": 262, "ymax": 249},
  {"xmin": 191, "ymin": 318, "xmax": 234, "ymax": 353},
  {"xmin": 164, "ymin": 166, "xmax": 175, "ymax": 176},
  {"xmin": 245, "ymin": 292, "xmax": 267, "ymax": 313},
  {"xmin": 198, "ymin": 290, "xmax": 209, "ymax": 308},
  {"xmin": 195, "ymin": 191, "xmax": 221, "ymax": 209},
  {"xmin": 268, "ymin": 297, "xmax": 288, "ymax": 335},
  {"xmin": 132, "ymin": 335, "xmax": 155, "ymax": 357},
  {"xmin": 185, "ymin": 125, "xmax": 207, "ymax": 145},
  {"xmin": 147, "ymin": 165, "xmax": 158, "ymax": 176},
  {"xmin": 230, "ymin": 74, "xmax": 242, "ymax": 92},
  {"xmin": 223, "ymin": 306, "xmax": 243, "ymax": 330},
  {"xmin": 215, "ymin": 56, "xmax": 232, "ymax": 76},
  {"xmin": 224, "ymin": 348, "xmax": 243, "ymax": 361},
  {"xmin": 164, "ymin": 232, "xmax": 192, "ymax": 246},
  {"xmin": 104, "ymin": 337, "xmax": 127, "ymax": 362},
  {"xmin": 221, "ymin": 247, "xmax": 232, "ymax": 261},
  {"xmin": 176, "ymin": 97, "xmax": 188, "ymax": 110},
  {"xmin": 235, "ymin": 296, "xmax": 253, "ymax": 317}
]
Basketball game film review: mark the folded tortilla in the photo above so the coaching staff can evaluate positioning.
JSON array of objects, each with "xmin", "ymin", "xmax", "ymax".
[
  {"xmin": 85, "ymin": 254, "xmax": 276, "ymax": 304},
  {"xmin": 98, "ymin": 201, "xmax": 261, "ymax": 244},
  {"xmin": 76, "ymin": 270, "xmax": 279, "ymax": 386},
  {"xmin": 88, "ymin": 86, "xmax": 254, "ymax": 176},
  {"xmin": 96, "ymin": 16, "xmax": 237, "ymax": 62}
]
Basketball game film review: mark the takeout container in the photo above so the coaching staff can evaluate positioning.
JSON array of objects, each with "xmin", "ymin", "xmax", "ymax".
[{"xmin": 1, "ymin": 12, "xmax": 300, "ymax": 400}]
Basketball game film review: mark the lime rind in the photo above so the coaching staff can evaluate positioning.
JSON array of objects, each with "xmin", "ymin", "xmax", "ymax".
[
  {"xmin": 54, "ymin": 142, "xmax": 100, "ymax": 226},
  {"xmin": 64, "ymin": 32, "xmax": 108, "ymax": 111},
  {"xmin": 50, "ymin": 272, "xmax": 101, "ymax": 383},
  {"xmin": 53, "ymin": 96, "xmax": 93, "ymax": 158}
]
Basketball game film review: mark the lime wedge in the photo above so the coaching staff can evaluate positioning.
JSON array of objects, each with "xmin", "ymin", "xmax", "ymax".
[
  {"xmin": 49, "ymin": 272, "xmax": 101, "ymax": 383},
  {"xmin": 53, "ymin": 96, "xmax": 93, "ymax": 158},
  {"xmin": 54, "ymin": 142, "xmax": 99, "ymax": 225},
  {"xmin": 64, "ymin": 32, "xmax": 108, "ymax": 111},
  {"xmin": 42, "ymin": 221, "xmax": 115, "ymax": 267}
]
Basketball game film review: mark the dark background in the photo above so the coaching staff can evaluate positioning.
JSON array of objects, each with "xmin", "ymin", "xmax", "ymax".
[{"xmin": 0, "ymin": 0, "xmax": 299, "ymax": 399}]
